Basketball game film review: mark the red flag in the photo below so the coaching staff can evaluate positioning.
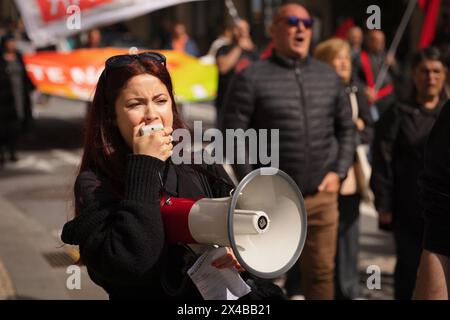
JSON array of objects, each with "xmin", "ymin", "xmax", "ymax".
[
  {"xmin": 333, "ymin": 18, "xmax": 354, "ymax": 39},
  {"xmin": 418, "ymin": 0, "xmax": 441, "ymax": 48},
  {"xmin": 260, "ymin": 42, "xmax": 274, "ymax": 60},
  {"xmin": 418, "ymin": 0, "xmax": 427, "ymax": 10}
]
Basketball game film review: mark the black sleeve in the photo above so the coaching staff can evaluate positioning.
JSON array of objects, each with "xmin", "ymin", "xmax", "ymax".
[
  {"xmin": 356, "ymin": 87, "xmax": 374, "ymax": 145},
  {"xmin": 0, "ymin": 60, "xmax": 12, "ymax": 100},
  {"xmin": 334, "ymin": 80, "xmax": 357, "ymax": 180},
  {"xmin": 221, "ymin": 69, "xmax": 256, "ymax": 181},
  {"xmin": 370, "ymin": 105, "xmax": 400, "ymax": 213},
  {"xmin": 215, "ymin": 44, "xmax": 232, "ymax": 59},
  {"xmin": 17, "ymin": 53, "xmax": 35, "ymax": 92},
  {"xmin": 353, "ymin": 55, "xmax": 367, "ymax": 86},
  {"xmin": 420, "ymin": 103, "xmax": 450, "ymax": 257},
  {"xmin": 61, "ymin": 155, "xmax": 166, "ymax": 285}
]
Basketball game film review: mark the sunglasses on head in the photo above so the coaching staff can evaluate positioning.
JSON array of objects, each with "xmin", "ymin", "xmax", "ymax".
[
  {"xmin": 105, "ymin": 51, "xmax": 166, "ymax": 69},
  {"xmin": 284, "ymin": 16, "xmax": 314, "ymax": 29}
]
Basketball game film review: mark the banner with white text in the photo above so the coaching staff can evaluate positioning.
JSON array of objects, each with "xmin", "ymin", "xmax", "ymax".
[{"xmin": 15, "ymin": 0, "xmax": 202, "ymax": 47}]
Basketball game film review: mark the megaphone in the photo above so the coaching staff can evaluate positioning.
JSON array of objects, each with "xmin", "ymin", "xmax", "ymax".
[{"xmin": 160, "ymin": 167, "xmax": 307, "ymax": 279}]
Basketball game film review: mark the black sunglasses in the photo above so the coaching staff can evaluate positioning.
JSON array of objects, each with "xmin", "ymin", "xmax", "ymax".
[
  {"xmin": 105, "ymin": 51, "xmax": 166, "ymax": 69},
  {"xmin": 284, "ymin": 16, "xmax": 314, "ymax": 29}
]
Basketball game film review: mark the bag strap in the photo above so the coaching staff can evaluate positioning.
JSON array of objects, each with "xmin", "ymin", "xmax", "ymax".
[
  {"xmin": 193, "ymin": 164, "xmax": 235, "ymax": 190},
  {"xmin": 349, "ymin": 90, "xmax": 359, "ymax": 122}
]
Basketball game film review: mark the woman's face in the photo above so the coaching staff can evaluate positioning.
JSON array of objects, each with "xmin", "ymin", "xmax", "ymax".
[
  {"xmin": 412, "ymin": 59, "xmax": 447, "ymax": 99},
  {"xmin": 114, "ymin": 73, "xmax": 173, "ymax": 149},
  {"xmin": 331, "ymin": 48, "xmax": 352, "ymax": 83}
]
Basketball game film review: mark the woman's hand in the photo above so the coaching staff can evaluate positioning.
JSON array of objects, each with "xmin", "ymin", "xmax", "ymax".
[
  {"xmin": 378, "ymin": 212, "xmax": 392, "ymax": 225},
  {"xmin": 238, "ymin": 37, "xmax": 254, "ymax": 51},
  {"xmin": 364, "ymin": 87, "xmax": 377, "ymax": 104},
  {"xmin": 211, "ymin": 247, "xmax": 245, "ymax": 273},
  {"xmin": 132, "ymin": 124, "xmax": 173, "ymax": 161},
  {"xmin": 378, "ymin": 211, "xmax": 393, "ymax": 231},
  {"xmin": 356, "ymin": 118, "xmax": 365, "ymax": 131}
]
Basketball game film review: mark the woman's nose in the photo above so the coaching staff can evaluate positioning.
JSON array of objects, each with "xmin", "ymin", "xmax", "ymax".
[{"xmin": 144, "ymin": 104, "xmax": 159, "ymax": 122}]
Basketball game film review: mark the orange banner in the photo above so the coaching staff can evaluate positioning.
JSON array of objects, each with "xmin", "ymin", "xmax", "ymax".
[{"xmin": 23, "ymin": 48, "xmax": 218, "ymax": 103}]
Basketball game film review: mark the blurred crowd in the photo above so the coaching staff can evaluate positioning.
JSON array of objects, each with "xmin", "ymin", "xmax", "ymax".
[
  {"xmin": 1, "ymin": 2, "xmax": 450, "ymax": 300},
  {"xmin": 216, "ymin": 4, "xmax": 449, "ymax": 300}
]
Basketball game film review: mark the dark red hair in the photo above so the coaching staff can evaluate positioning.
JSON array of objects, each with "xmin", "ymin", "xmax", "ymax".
[{"xmin": 76, "ymin": 58, "xmax": 185, "ymax": 212}]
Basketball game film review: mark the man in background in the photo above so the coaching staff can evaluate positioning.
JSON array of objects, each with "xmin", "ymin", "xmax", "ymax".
[
  {"xmin": 215, "ymin": 19, "xmax": 258, "ymax": 127},
  {"xmin": 222, "ymin": 3, "xmax": 355, "ymax": 299}
]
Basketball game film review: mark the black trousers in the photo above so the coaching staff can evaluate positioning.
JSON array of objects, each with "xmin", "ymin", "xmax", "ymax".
[{"xmin": 335, "ymin": 193, "xmax": 361, "ymax": 300}]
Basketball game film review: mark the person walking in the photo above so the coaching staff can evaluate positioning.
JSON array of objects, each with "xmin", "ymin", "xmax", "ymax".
[
  {"xmin": 314, "ymin": 38, "xmax": 374, "ymax": 300},
  {"xmin": 371, "ymin": 47, "xmax": 448, "ymax": 300},
  {"xmin": 0, "ymin": 33, "xmax": 35, "ymax": 166},
  {"xmin": 414, "ymin": 99, "xmax": 450, "ymax": 300}
]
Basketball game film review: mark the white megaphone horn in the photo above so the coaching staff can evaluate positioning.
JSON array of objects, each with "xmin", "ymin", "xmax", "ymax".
[{"xmin": 160, "ymin": 167, "xmax": 307, "ymax": 279}]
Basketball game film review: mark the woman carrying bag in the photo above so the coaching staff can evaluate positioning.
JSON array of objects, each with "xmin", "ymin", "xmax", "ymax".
[{"xmin": 314, "ymin": 38, "xmax": 374, "ymax": 300}]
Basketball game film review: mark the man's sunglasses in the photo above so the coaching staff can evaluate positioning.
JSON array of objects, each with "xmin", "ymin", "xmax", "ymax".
[
  {"xmin": 283, "ymin": 16, "xmax": 314, "ymax": 29},
  {"xmin": 105, "ymin": 51, "xmax": 166, "ymax": 69}
]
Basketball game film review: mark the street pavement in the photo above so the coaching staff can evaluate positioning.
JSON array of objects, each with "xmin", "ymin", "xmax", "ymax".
[{"xmin": 0, "ymin": 97, "xmax": 395, "ymax": 300}]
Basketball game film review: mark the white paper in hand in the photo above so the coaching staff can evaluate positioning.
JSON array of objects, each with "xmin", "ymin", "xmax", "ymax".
[{"xmin": 187, "ymin": 247, "xmax": 251, "ymax": 300}]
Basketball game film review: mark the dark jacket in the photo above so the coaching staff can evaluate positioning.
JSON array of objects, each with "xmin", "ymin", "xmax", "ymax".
[
  {"xmin": 0, "ymin": 51, "xmax": 35, "ymax": 136},
  {"xmin": 61, "ymin": 155, "xmax": 284, "ymax": 300},
  {"xmin": 215, "ymin": 44, "xmax": 259, "ymax": 109},
  {"xmin": 222, "ymin": 51, "xmax": 356, "ymax": 196},
  {"xmin": 0, "ymin": 51, "xmax": 35, "ymax": 120},
  {"xmin": 370, "ymin": 100, "xmax": 444, "ymax": 232},
  {"xmin": 419, "ymin": 101, "xmax": 450, "ymax": 257},
  {"xmin": 344, "ymin": 81, "xmax": 374, "ymax": 146}
]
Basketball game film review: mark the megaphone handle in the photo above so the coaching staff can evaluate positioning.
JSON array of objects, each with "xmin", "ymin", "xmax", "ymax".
[
  {"xmin": 159, "ymin": 244, "xmax": 198, "ymax": 297},
  {"xmin": 160, "ymin": 193, "xmax": 174, "ymax": 207}
]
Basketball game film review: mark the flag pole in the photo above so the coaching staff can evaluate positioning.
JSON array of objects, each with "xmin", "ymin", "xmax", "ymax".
[
  {"xmin": 225, "ymin": 0, "xmax": 241, "ymax": 24},
  {"xmin": 374, "ymin": 0, "xmax": 417, "ymax": 91}
]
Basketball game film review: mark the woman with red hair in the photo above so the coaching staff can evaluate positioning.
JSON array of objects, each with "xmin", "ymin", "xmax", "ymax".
[{"xmin": 60, "ymin": 52, "xmax": 281, "ymax": 300}]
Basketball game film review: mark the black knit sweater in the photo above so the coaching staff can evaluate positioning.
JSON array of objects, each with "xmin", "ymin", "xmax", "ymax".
[{"xmin": 61, "ymin": 155, "xmax": 235, "ymax": 300}]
